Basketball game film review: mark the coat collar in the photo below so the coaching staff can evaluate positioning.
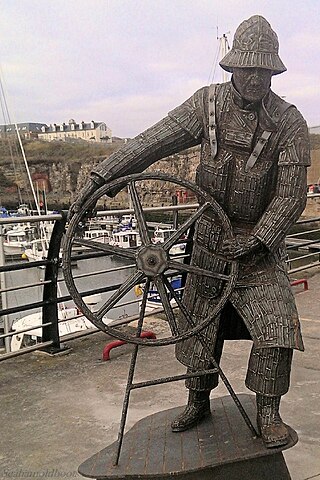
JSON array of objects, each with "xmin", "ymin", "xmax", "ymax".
[{"xmin": 230, "ymin": 79, "xmax": 277, "ymax": 131}]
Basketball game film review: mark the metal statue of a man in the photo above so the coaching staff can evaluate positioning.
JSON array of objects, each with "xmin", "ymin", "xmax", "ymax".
[{"xmin": 70, "ymin": 16, "xmax": 310, "ymax": 448}]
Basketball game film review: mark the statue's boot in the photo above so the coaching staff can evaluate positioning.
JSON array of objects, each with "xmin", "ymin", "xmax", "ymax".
[
  {"xmin": 256, "ymin": 394, "xmax": 289, "ymax": 448},
  {"xmin": 171, "ymin": 390, "xmax": 211, "ymax": 432}
]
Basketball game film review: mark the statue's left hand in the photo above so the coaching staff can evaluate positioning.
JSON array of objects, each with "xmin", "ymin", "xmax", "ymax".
[{"xmin": 221, "ymin": 234, "xmax": 262, "ymax": 260}]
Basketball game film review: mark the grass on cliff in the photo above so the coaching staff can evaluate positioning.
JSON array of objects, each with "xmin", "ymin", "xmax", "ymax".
[
  {"xmin": 0, "ymin": 138, "xmax": 122, "ymax": 165},
  {"xmin": 310, "ymin": 134, "xmax": 320, "ymax": 150}
]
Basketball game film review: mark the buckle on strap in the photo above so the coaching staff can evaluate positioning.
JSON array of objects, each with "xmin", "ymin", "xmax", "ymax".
[
  {"xmin": 208, "ymin": 83, "xmax": 218, "ymax": 159},
  {"xmin": 245, "ymin": 130, "xmax": 272, "ymax": 172}
]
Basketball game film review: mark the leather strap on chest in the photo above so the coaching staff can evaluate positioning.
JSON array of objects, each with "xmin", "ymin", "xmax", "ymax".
[
  {"xmin": 208, "ymin": 83, "xmax": 218, "ymax": 159},
  {"xmin": 245, "ymin": 130, "xmax": 272, "ymax": 172}
]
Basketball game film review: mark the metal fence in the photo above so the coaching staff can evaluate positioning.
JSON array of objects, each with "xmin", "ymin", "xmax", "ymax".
[{"xmin": 1, "ymin": 205, "xmax": 319, "ymax": 362}]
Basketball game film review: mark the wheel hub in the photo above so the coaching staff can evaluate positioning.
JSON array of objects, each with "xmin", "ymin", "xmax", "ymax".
[{"xmin": 136, "ymin": 245, "xmax": 168, "ymax": 277}]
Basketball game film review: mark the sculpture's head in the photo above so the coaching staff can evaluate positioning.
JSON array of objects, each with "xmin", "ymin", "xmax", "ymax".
[{"xmin": 220, "ymin": 15, "xmax": 286, "ymax": 103}]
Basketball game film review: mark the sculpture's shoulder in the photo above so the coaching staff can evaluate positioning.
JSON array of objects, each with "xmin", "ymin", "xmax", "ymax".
[
  {"xmin": 268, "ymin": 90, "xmax": 308, "ymax": 132},
  {"xmin": 266, "ymin": 91, "xmax": 310, "ymax": 166},
  {"xmin": 167, "ymin": 85, "xmax": 211, "ymax": 139}
]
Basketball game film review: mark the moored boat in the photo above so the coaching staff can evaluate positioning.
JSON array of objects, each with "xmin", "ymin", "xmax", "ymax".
[{"xmin": 110, "ymin": 229, "xmax": 142, "ymax": 249}]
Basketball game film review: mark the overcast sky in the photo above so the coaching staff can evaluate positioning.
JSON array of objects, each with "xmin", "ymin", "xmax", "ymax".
[{"xmin": 0, "ymin": 0, "xmax": 319, "ymax": 137}]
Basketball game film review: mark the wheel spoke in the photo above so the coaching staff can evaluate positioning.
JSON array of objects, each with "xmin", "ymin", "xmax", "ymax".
[
  {"xmin": 97, "ymin": 271, "xmax": 145, "ymax": 319},
  {"xmin": 163, "ymin": 202, "xmax": 211, "ymax": 252},
  {"xmin": 73, "ymin": 238, "xmax": 136, "ymax": 260},
  {"xmin": 163, "ymin": 277, "xmax": 196, "ymax": 329},
  {"xmin": 128, "ymin": 181, "xmax": 150, "ymax": 245},
  {"xmin": 167, "ymin": 259, "xmax": 230, "ymax": 281},
  {"xmin": 136, "ymin": 278, "xmax": 150, "ymax": 335},
  {"xmin": 154, "ymin": 277, "xmax": 179, "ymax": 336}
]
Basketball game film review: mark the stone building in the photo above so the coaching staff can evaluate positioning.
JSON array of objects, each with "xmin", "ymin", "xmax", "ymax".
[{"xmin": 38, "ymin": 119, "xmax": 112, "ymax": 143}]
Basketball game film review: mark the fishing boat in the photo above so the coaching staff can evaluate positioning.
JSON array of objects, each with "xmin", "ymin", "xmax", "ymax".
[
  {"xmin": 137, "ymin": 276, "xmax": 183, "ymax": 312},
  {"xmin": 152, "ymin": 226, "xmax": 186, "ymax": 255},
  {"xmin": 110, "ymin": 229, "xmax": 141, "ymax": 249},
  {"xmin": 23, "ymin": 238, "xmax": 50, "ymax": 262},
  {"xmin": 120, "ymin": 214, "xmax": 137, "ymax": 229},
  {"xmin": 3, "ymin": 224, "xmax": 36, "ymax": 258},
  {"xmin": 84, "ymin": 228, "xmax": 112, "ymax": 244},
  {"xmin": 10, "ymin": 294, "xmax": 113, "ymax": 351}
]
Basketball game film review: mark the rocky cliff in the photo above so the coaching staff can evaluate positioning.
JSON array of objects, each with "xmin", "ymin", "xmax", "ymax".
[
  {"xmin": 0, "ymin": 137, "xmax": 318, "ymax": 219},
  {"xmin": 0, "ymin": 139, "xmax": 200, "ymax": 209}
]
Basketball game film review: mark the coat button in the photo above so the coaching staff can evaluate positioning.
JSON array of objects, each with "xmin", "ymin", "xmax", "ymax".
[{"xmin": 248, "ymin": 112, "xmax": 256, "ymax": 120}]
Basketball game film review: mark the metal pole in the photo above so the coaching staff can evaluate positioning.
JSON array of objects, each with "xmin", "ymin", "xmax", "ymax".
[
  {"xmin": 172, "ymin": 194, "xmax": 178, "ymax": 230},
  {"xmin": 42, "ymin": 213, "xmax": 68, "ymax": 353},
  {"xmin": 0, "ymin": 225, "xmax": 11, "ymax": 352}
]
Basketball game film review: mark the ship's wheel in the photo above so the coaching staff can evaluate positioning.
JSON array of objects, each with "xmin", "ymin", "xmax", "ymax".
[{"xmin": 62, "ymin": 172, "xmax": 238, "ymax": 346}]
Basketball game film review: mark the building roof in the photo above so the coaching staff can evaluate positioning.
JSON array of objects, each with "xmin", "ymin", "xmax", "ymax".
[
  {"xmin": 0, "ymin": 122, "xmax": 47, "ymax": 133},
  {"xmin": 40, "ymin": 120, "xmax": 107, "ymax": 133}
]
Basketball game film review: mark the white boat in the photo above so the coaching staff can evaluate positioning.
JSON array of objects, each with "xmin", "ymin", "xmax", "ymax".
[
  {"xmin": 23, "ymin": 238, "xmax": 50, "ymax": 262},
  {"xmin": 3, "ymin": 229, "xmax": 29, "ymax": 257},
  {"xmin": 110, "ymin": 229, "xmax": 142, "ymax": 249},
  {"xmin": 10, "ymin": 294, "xmax": 113, "ymax": 351},
  {"xmin": 152, "ymin": 226, "xmax": 186, "ymax": 255},
  {"xmin": 120, "ymin": 214, "xmax": 137, "ymax": 229},
  {"xmin": 3, "ymin": 224, "xmax": 35, "ymax": 258},
  {"xmin": 10, "ymin": 307, "xmax": 92, "ymax": 351},
  {"xmin": 84, "ymin": 228, "xmax": 112, "ymax": 244}
]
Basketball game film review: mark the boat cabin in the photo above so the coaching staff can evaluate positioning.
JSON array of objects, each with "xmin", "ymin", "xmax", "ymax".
[{"xmin": 110, "ymin": 230, "xmax": 141, "ymax": 248}]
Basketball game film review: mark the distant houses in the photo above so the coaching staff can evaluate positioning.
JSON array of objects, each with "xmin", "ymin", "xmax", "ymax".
[
  {"xmin": 0, "ymin": 119, "xmax": 112, "ymax": 143},
  {"xmin": 38, "ymin": 119, "xmax": 112, "ymax": 143},
  {"xmin": 0, "ymin": 122, "xmax": 47, "ymax": 139}
]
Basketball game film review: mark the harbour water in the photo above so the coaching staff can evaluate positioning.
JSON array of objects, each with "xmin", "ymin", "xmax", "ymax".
[
  {"xmin": 4, "ymin": 254, "xmax": 138, "ymax": 328},
  {"xmin": 3, "ymin": 221, "xmax": 320, "ymax": 330}
]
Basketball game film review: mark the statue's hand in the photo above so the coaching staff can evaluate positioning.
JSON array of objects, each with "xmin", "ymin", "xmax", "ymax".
[
  {"xmin": 221, "ymin": 234, "xmax": 263, "ymax": 260},
  {"xmin": 68, "ymin": 178, "xmax": 103, "ymax": 222}
]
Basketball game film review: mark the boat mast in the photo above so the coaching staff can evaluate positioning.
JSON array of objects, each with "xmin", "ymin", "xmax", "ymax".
[
  {"xmin": 220, "ymin": 33, "xmax": 230, "ymax": 83},
  {"xmin": 14, "ymin": 124, "xmax": 42, "ymax": 216},
  {"xmin": 207, "ymin": 29, "xmax": 230, "ymax": 84}
]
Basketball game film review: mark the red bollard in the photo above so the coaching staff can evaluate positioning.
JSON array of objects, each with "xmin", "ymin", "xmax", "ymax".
[
  {"xmin": 290, "ymin": 279, "xmax": 308, "ymax": 291},
  {"xmin": 102, "ymin": 331, "xmax": 157, "ymax": 361}
]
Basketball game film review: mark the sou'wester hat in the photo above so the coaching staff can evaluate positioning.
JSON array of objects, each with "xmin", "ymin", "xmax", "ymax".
[{"xmin": 220, "ymin": 15, "xmax": 286, "ymax": 75}]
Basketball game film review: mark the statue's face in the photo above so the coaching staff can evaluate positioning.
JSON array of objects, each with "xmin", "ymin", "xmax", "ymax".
[{"xmin": 232, "ymin": 67, "xmax": 273, "ymax": 103}]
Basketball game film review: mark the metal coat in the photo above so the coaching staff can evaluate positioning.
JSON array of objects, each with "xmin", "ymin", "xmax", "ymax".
[{"xmin": 92, "ymin": 81, "xmax": 310, "ymax": 369}]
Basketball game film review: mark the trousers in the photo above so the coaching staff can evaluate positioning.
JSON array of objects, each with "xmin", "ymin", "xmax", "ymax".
[{"xmin": 185, "ymin": 341, "xmax": 293, "ymax": 396}]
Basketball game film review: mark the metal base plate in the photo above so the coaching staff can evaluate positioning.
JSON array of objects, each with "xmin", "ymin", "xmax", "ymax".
[{"xmin": 78, "ymin": 394, "xmax": 297, "ymax": 479}]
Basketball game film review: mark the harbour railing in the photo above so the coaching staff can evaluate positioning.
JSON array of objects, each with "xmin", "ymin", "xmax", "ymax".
[{"xmin": 0, "ymin": 206, "xmax": 319, "ymax": 362}]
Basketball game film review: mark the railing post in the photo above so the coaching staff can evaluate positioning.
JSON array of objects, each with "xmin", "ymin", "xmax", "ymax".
[
  {"xmin": 41, "ymin": 211, "xmax": 69, "ymax": 354},
  {"xmin": 0, "ymin": 225, "xmax": 11, "ymax": 353},
  {"xmin": 172, "ymin": 195, "xmax": 178, "ymax": 230}
]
